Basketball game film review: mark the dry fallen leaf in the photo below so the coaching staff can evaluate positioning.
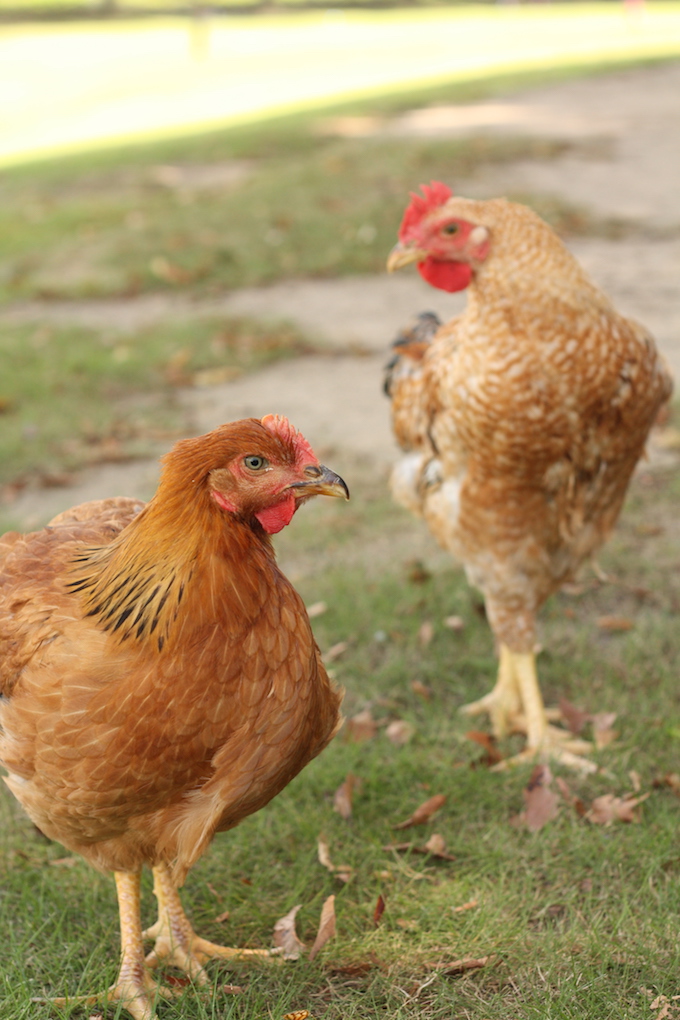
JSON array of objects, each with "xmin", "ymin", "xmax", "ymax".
[
  {"xmin": 596, "ymin": 615, "xmax": 635, "ymax": 631},
  {"xmin": 430, "ymin": 956, "xmax": 491, "ymax": 976},
  {"xmin": 221, "ymin": 985, "xmax": 245, "ymax": 995},
  {"xmin": 394, "ymin": 793, "xmax": 447, "ymax": 830},
  {"xmin": 333, "ymin": 773, "xmax": 357, "ymax": 820},
  {"xmin": 306, "ymin": 601, "xmax": 328, "ymax": 619},
  {"xmin": 317, "ymin": 836, "xmax": 353, "ymax": 883},
  {"xmin": 272, "ymin": 904, "xmax": 306, "ymax": 961},
  {"xmin": 48, "ymin": 856, "xmax": 79, "ymax": 867},
  {"xmin": 213, "ymin": 909, "xmax": 230, "ymax": 923},
  {"xmin": 514, "ymin": 764, "xmax": 559, "ymax": 832},
  {"xmin": 559, "ymin": 697, "xmax": 590, "ymax": 735},
  {"xmin": 443, "ymin": 615, "xmax": 464, "ymax": 631},
  {"xmin": 465, "ymin": 730, "xmax": 503, "ymax": 767},
  {"xmin": 452, "ymin": 899, "xmax": 478, "ymax": 914},
  {"xmin": 385, "ymin": 719, "xmax": 415, "ymax": 746},
  {"xmin": 373, "ymin": 894, "xmax": 386, "ymax": 927},
  {"xmin": 424, "ymin": 833, "xmax": 447, "ymax": 856},
  {"xmin": 555, "ymin": 776, "xmax": 587, "ymax": 817},
  {"xmin": 323, "ymin": 641, "xmax": 349, "ymax": 664},
  {"xmin": 586, "ymin": 791, "xmax": 650, "ymax": 825},
  {"xmin": 308, "ymin": 895, "xmax": 336, "ymax": 962},
  {"xmin": 653, "ymin": 772, "xmax": 680, "ymax": 795},
  {"xmin": 345, "ymin": 709, "xmax": 377, "ymax": 743},
  {"xmin": 411, "ymin": 680, "xmax": 432, "ymax": 701},
  {"xmin": 591, "ymin": 711, "xmax": 618, "ymax": 749},
  {"xmin": 418, "ymin": 621, "xmax": 434, "ymax": 647}
]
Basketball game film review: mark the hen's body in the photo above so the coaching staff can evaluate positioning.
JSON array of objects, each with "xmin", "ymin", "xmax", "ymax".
[
  {"xmin": 387, "ymin": 189, "xmax": 671, "ymax": 766},
  {"xmin": 0, "ymin": 417, "xmax": 346, "ymax": 1018}
]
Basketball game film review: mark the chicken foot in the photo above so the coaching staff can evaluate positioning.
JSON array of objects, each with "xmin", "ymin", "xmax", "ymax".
[
  {"xmin": 460, "ymin": 644, "xmax": 596, "ymax": 773},
  {"xmin": 144, "ymin": 862, "xmax": 276, "ymax": 983},
  {"xmin": 48, "ymin": 871, "xmax": 172, "ymax": 1020}
]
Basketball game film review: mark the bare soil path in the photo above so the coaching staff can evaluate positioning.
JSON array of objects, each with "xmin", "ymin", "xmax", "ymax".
[{"xmin": 3, "ymin": 59, "xmax": 680, "ymax": 529}]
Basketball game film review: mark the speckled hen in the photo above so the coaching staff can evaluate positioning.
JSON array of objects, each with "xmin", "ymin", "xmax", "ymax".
[
  {"xmin": 0, "ymin": 415, "xmax": 347, "ymax": 1019},
  {"xmin": 386, "ymin": 182, "xmax": 672, "ymax": 769}
]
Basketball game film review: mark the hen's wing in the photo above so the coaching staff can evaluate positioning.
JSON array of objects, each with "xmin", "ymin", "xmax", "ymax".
[{"xmin": 0, "ymin": 498, "xmax": 144, "ymax": 700}]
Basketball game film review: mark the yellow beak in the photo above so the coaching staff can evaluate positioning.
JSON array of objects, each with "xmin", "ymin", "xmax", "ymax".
[{"xmin": 386, "ymin": 242, "xmax": 428, "ymax": 273}]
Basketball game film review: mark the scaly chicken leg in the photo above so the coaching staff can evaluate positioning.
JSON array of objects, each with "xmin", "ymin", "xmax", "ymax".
[
  {"xmin": 461, "ymin": 645, "xmax": 595, "ymax": 773},
  {"xmin": 144, "ymin": 862, "xmax": 274, "ymax": 980},
  {"xmin": 51, "ymin": 871, "xmax": 167, "ymax": 1020}
]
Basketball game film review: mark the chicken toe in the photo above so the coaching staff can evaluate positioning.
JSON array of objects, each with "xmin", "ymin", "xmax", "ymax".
[{"xmin": 144, "ymin": 863, "xmax": 274, "ymax": 983}]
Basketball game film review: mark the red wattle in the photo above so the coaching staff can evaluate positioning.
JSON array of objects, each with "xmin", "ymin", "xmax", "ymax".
[
  {"xmin": 255, "ymin": 494, "xmax": 297, "ymax": 534},
  {"xmin": 418, "ymin": 258, "xmax": 472, "ymax": 293}
]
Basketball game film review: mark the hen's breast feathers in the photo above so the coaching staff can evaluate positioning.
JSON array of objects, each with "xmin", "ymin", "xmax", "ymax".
[{"xmin": 0, "ymin": 496, "xmax": 340, "ymax": 878}]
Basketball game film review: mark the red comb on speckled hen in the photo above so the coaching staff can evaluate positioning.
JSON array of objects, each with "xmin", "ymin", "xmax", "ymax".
[
  {"xmin": 0, "ymin": 415, "xmax": 348, "ymax": 1019},
  {"xmin": 386, "ymin": 183, "xmax": 672, "ymax": 770}
]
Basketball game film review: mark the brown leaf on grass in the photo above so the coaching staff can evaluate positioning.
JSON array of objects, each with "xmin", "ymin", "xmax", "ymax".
[
  {"xmin": 411, "ymin": 680, "xmax": 432, "ymax": 701},
  {"xmin": 345, "ymin": 709, "xmax": 377, "ymax": 743},
  {"xmin": 308, "ymin": 895, "xmax": 336, "ymax": 962},
  {"xmin": 559, "ymin": 697, "xmax": 591, "ymax": 735},
  {"xmin": 306, "ymin": 600, "xmax": 327, "ymax": 619},
  {"xmin": 629, "ymin": 769, "xmax": 642, "ymax": 793},
  {"xmin": 424, "ymin": 833, "xmax": 446, "ymax": 856},
  {"xmin": 317, "ymin": 836, "xmax": 353, "ymax": 883},
  {"xmin": 406, "ymin": 559, "xmax": 431, "ymax": 584},
  {"xmin": 382, "ymin": 840, "xmax": 456, "ymax": 861},
  {"xmin": 385, "ymin": 719, "xmax": 415, "ymax": 746},
  {"xmin": 48, "ymin": 856, "xmax": 79, "ymax": 867},
  {"xmin": 596, "ymin": 614, "xmax": 634, "ymax": 631},
  {"xmin": 324, "ymin": 641, "xmax": 349, "ymax": 664},
  {"xmin": 430, "ymin": 956, "xmax": 492, "ymax": 976},
  {"xmin": 555, "ymin": 776, "xmax": 587, "ymax": 817},
  {"xmin": 586, "ymin": 791, "xmax": 650, "ymax": 825},
  {"xmin": 333, "ymin": 773, "xmax": 357, "ymax": 819},
  {"xmin": 591, "ymin": 711, "xmax": 618, "ymax": 749},
  {"xmin": 272, "ymin": 904, "xmax": 306, "ymax": 961},
  {"xmin": 283, "ymin": 1012, "xmax": 310, "ymax": 1020},
  {"xmin": 452, "ymin": 899, "xmax": 478, "ymax": 914},
  {"xmin": 373, "ymin": 894, "xmax": 386, "ymax": 927},
  {"xmin": 221, "ymin": 985, "xmax": 245, "ymax": 995},
  {"xmin": 394, "ymin": 793, "xmax": 446, "ymax": 830},
  {"xmin": 443, "ymin": 615, "xmax": 464, "ymax": 631},
  {"xmin": 214, "ymin": 910, "xmax": 231, "ymax": 923},
  {"xmin": 465, "ymin": 730, "xmax": 503, "ymax": 767},
  {"xmin": 653, "ymin": 772, "xmax": 680, "ymax": 795},
  {"xmin": 513, "ymin": 764, "xmax": 559, "ymax": 832},
  {"xmin": 418, "ymin": 621, "xmax": 434, "ymax": 647}
]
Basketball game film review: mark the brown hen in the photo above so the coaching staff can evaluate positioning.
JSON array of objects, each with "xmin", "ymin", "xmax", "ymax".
[
  {"xmin": 386, "ymin": 183, "xmax": 672, "ymax": 770},
  {"xmin": 0, "ymin": 415, "xmax": 348, "ymax": 1019}
]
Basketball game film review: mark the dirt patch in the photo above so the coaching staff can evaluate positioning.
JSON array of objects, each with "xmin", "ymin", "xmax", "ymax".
[{"xmin": 2, "ymin": 59, "xmax": 679, "ymax": 533}]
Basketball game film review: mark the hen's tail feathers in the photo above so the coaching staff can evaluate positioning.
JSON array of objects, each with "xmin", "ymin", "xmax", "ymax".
[{"xmin": 384, "ymin": 311, "xmax": 441, "ymax": 397}]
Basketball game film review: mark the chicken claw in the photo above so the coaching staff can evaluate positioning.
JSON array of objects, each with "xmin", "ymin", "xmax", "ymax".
[
  {"xmin": 144, "ymin": 863, "xmax": 275, "ymax": 984},
  {"xmin": 46, "ymin": 871, "xmax": 172, "ymax": 1020},
  {"xmin": 462, "ymin": 645, "xmax": 596, "ymax": 773}
]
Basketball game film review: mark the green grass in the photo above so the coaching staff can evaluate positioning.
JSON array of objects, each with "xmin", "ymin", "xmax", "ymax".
[
  {"xmin": 0, "ymin": 316, "xmax": 316, "ymax": 487},
  {"xmin": 1, "ymin": 458, "xmax": 680, "ymax": 1020}
]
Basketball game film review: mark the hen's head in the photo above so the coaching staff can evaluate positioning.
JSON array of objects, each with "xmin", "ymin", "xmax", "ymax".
[
  {"xmin": 164, "ymin": 416, "xmax": 349, "ymax": 535},
  {"xmin": 388, "ymin": 182, "xmax": 491, "ymax": 293}
]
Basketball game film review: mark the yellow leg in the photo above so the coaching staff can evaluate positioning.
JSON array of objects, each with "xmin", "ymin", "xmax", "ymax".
[
  {"xmin": 144, "ymin": 862, "xmax": 276, "ymax": 980},
  {"xmin": 461, "ymin": 644, "xmax": 596, "ymax": 773},
  {"xmin": 459, "ymin": 644, "xmax": 523, "ymax": 738},
  {"xmin": 50, "ymin": 871, "xmax": 167, "ymax": 1020},
  {"xmin": 496, "ymin": 649, "xmax": 596, "ymax": 773}
]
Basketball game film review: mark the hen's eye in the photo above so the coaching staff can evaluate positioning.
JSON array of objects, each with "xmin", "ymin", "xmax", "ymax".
[
  {"xmin": 442, "ymin": 223, "xmax": 459, "ymax": 235},
  {"xmin": 244, "ymin": 455, "xmax": 268, "ymax": 471}
]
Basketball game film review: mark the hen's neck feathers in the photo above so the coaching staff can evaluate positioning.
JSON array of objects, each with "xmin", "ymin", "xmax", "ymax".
[
  {"xmin": 451, "ymin": 198, "xmax": 613, "ymax": 319},
  {"xmin": 69, "ymin": 432, "xmax": 275, "ymax": 653}
]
